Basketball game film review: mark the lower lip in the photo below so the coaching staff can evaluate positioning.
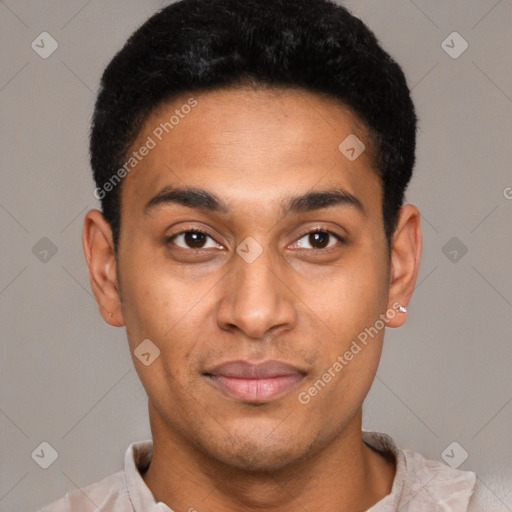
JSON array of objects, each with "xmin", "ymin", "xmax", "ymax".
[{"xmin": 206, "ymin": 374, "xmax": 304, "ymax": 402}]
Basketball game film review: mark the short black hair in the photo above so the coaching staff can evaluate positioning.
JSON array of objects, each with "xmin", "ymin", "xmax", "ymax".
[{"xmin": 90, "ymin": 0, "xmax": 417, "ymax": 252}]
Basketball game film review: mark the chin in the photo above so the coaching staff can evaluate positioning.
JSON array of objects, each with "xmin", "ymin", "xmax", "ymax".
[
  {"xmin": 219, "ymin": 443, "xmax": 304, "ymax": 472},
  {"xmin": 199, "ymin": 427, "xmax": 317, "ymax": 473}
]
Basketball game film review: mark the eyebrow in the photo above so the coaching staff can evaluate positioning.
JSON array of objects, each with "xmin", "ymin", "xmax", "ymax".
[{"xmin": 144, "ymin": 185, "xmax": 365, "ymax": 216}]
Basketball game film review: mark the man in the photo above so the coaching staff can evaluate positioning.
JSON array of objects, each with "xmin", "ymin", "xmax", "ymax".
[{"xmin": 39, "ymin": 0, "xmax": 480, "ymax": 510}]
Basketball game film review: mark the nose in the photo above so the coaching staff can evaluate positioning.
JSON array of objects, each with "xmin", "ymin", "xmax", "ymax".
[{"xmin": 216, "ymin": 246, "xmax": 297, "ymax": 340}]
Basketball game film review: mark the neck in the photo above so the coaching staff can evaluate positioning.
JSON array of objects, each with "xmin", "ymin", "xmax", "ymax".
[{"xmin": 141, "ymin": 403, "xmax": 395, "ymax": 511}]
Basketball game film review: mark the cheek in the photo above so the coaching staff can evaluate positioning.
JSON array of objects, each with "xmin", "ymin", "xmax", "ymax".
[
  {"xmin": 120, "ymin": 265, "xmax": 216, "ymax": 384},
  {"xmin": 300, "ymin": 246, "xmax": 388, "ymax": 400},
  {"xmin": 315, "ymin": 249, "xmax": 389, "ymax": 342},
  {"xmin": 119, "ymin": 254, "xmax": 203, "ymax": 345}
]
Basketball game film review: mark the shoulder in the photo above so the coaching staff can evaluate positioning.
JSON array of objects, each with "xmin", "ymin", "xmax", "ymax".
[
  {"xmin": 363, "ymin": 431, "xmax": 478, "ymax": 512},
  {"xmin": 467, "ymin": 473, "xmax": 512, "ymax": 512},
  {"xmin": 36, "ymin": 469, "xmax": 129, "ymax": 512},
  {"xmin": 400, "ymin": 446, "xmax": 477, "ymax": 510}
]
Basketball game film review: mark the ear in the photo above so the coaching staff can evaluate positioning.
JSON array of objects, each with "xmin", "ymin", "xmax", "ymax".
[
  {"xmin": 386, "ymin": 203, "xmax": 422, "ymax": 328},
  {"xmin": 82, "ymin": 209, "xmax": 124, "ymax": 327}
]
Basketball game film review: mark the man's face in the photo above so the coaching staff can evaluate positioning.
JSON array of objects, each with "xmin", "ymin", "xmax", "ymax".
[{"xmin": 116, "ymin": 87, "xmax": 391, "ymax": 471}]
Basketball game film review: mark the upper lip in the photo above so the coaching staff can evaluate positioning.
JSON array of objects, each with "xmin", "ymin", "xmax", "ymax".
[{"xmin": 204, "ymin": 360, "xmax": 306, "ymax": 379}]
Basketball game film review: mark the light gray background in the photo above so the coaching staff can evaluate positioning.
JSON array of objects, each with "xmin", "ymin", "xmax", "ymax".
[{"xmin": 1, "ymin": 1, "xmax": 511, "ymax": 511}]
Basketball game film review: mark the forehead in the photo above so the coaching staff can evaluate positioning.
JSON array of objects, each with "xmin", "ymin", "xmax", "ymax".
[{"xmin": 120, "ymin": 86, "xmax": 381, "ymax": 217}]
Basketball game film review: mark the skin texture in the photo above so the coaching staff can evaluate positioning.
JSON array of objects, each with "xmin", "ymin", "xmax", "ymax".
[{"xmin": 83, "ymin": 86, "xmax": 422, "ymax": 511}]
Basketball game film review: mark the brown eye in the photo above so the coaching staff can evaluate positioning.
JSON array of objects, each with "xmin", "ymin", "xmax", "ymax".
[
  {"xmin": 169, "ymin": 230, "xmax": 222, "ymax": 250},
  {"xmin": 294, "ymin": 230, "xmax": 342, "ymax": 250},
  {"xmin": 308, "ymin": 231, "xmax": 330, "ymax": 249},
  {"xmin": 184, "ymin": 231, "xmax": 207, "ymax": 248}
]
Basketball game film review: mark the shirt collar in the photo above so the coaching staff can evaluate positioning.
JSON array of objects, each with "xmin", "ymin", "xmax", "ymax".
[{"xmin": 124, "ymin": 439, "xmax": 172, "ymax": 512}]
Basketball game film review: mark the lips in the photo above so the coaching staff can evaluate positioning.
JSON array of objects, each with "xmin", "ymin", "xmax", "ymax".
[{"xmin": 204, "ymin": 360, "xmax": 306, "ymax": 402}]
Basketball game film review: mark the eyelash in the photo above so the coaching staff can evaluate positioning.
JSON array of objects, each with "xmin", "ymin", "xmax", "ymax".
[{"xmin": 166, "ymin": 227, "xmax": 346, "ymax": 252}]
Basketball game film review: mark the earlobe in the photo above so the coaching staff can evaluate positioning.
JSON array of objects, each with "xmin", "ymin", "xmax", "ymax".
[
  {"xmin": 82, "ymin": 209, "xmax": 125, "ymax": 327},
  {"xmin": 386, "ymin": 204, "xmax": 422, "ymax": 328}
]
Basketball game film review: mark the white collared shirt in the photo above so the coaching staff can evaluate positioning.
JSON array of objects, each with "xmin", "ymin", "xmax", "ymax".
[{"xmin": 38, "ymin": 430, "xmax": 478, "ymax": 511}]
